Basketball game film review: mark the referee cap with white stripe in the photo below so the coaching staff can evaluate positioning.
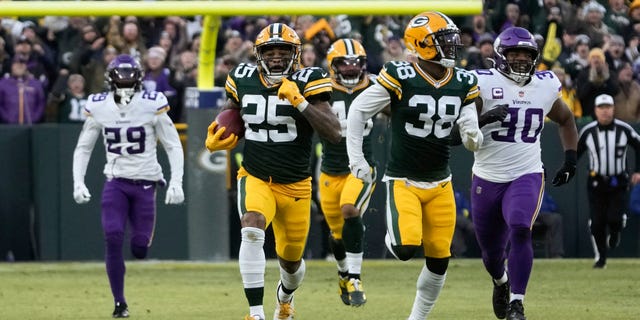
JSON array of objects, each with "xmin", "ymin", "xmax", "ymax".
[{"xmin": 594, "ymin": 94, "xmax": 614, "ymax": 107}]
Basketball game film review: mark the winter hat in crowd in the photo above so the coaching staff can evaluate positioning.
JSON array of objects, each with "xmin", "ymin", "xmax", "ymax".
[
  {"xmin": 588, "ymin": 48, "xmax": 605, "ymax": 62},
  {"xmin": 575, "ymin": 34, "xmax": 590, "ymax": 46},
  {"xmin": 147, "ymin": 46, "xmax": 167, "ymax": 62},
  {"xmin": 582, "ymin": 1, "xmax": 606, "ymax": 16},
  {"xmin": 630, "ymin": 0, "xmax": 640, "ymax": 14}
]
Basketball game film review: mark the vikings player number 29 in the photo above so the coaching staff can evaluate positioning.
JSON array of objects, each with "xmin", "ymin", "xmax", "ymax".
[{"xmin": 104, "ymin": 127, "xmax": 146, "ymax": 155}]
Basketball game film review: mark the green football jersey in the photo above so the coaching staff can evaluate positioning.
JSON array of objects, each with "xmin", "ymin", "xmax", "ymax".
[
  {"xmin": 321, "ymin": 76, "xmax": 376, "ymax": 175},
  {"xmin": 376, "ymin": 61, "xmax": 479, "ymax": 182},
  {"xmin": 225, "ymin": 64, "xmax": 332, "ymax": 184}
]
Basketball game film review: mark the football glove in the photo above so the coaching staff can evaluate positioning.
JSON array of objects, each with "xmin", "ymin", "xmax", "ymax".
[
  {"xmin": 349, "ymin": 159, "xmax": 373, "ymax": 184},
  {"xmin": 165, "ymin": 182, "xmax": 184, "ymax": 205},
  {"xmin": 73, "ymin": 182, "xmax": 91, "ymax": 204},
  {"xmin": 479, "ymin": 104, "xmax": 509, "ymax": 127},
  {"xmin": 552, "ymin": 150, "xmax": 577, "ymax": 186},
  {"xmin": 205, "ymin": 121, "xmax": 239, "ymax": 151},
  {"xmin": 278, "ymin": 77, "xmax": 307, "ymax": 109}
]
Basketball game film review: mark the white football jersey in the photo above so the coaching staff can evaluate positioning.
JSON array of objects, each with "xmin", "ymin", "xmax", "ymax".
[
  {"xmin": 471, "ymin": 69, "xmax": 562, "ymax": 182},
  {"xmin": 75, "ymin": 90, "xmax": 179, "ymax": 182}
]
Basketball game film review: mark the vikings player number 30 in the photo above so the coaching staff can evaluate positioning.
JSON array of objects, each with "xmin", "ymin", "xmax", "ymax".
[{"xmin": 470, "ymin": 27, "xmax": 578, "ymax": 320}]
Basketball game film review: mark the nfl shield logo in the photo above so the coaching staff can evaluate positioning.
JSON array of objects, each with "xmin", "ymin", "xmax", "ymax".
[{"xmin": 518, "ymin": 91, "xmax": 525, "ymax": 97}]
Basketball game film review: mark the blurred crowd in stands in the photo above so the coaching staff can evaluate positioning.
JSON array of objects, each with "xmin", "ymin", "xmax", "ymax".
[{"xmin": 2, "ymin": 0, "xmax": 640, "ymax": 125}]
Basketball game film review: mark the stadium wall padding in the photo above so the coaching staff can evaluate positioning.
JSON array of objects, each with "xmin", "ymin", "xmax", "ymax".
[
  {"xmin": 0, "ymin": 126, "xmax": 34, "ymax": 261},
  {"xmin": 1, "ymin": 124, "xmax": 189, "ymax": 261},
  {"xmin": 0, "ymin": 122, "xmax": 638, "ymax": 260}
]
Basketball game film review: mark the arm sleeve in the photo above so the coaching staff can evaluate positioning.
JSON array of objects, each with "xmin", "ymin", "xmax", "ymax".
[
  {"xmin": 72, "ymin": 116, "xmax": 101, "ymax": 184},
  {"xmin": 346, "ymin": 83, "xmax": 390, "ymax": 165},
  {"xmin": 459, "ymin": 102, "xmax": 483, "ymax": 151},
  {"xmin": 156, "ymin": 112, "xmax": 184, "ymax": 185}
]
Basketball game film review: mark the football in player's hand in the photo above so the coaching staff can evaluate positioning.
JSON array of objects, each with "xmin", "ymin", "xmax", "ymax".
[{"xmin": 215, "ymin": 108, "xmax": 245, "ymax": 139}]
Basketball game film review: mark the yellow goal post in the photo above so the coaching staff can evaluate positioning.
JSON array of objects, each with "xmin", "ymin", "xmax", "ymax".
[{"xmin": 0, "ymin": 0, "xmax": 483, "ymax": 89}]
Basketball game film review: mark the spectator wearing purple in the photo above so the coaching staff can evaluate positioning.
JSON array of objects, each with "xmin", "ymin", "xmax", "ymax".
[
  {"xmin": 0, "ymin": 56, "xmax": 46, "ymax": 124},
  {"xmin": 0, "ymin": 37, "xmax": 10, "ymax": 76},
  {"xmin": 142, "ymin": 46, "xmax": 177, "ymax": 121},
  {"xmin": 12, "ymin": 35, "xmax": 50, "ymax": 90}
]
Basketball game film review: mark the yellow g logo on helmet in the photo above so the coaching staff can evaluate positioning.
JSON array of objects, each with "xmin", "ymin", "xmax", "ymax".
[{"xmin": 403, "ymin": 11, "xmax": 461, "ymax": 68}]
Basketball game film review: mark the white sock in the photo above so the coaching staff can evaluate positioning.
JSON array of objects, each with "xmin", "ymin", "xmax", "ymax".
[
  {"xmin": 336, "ymin": 258, "xmax": 348, "ymax": 274},
  {"xmin": 239, "ymin": 227, "xmax": 266, "ymax": 289},
  {"xmin": 278, "ymin": 259, "xmax": 306, "ymax": 303},
  {"xmin": 346, "ymin": 252, "xmax": 363, "ymax": 275},
  {"xmin": 510, "ymin": 294, "xmax": 524, "ymax": 302},
  {"xmin": 408, "ymin": 265, "xmax": 446, "ymax": 320},
  {"xmin": 249, "ymin": 306, "xmax": 264, "ymax": 318},
  {"xmin": 494, "ymin": 271, "xmax": 508, "ymax": 285}
]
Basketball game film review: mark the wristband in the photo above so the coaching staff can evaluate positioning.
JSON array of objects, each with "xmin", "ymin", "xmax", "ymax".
[
  {"xmin": 296, "ymin": 100, "xmax": 309, "ymax": 112},
  {"xmin": 564, "ymin": 150, "xmax": 577, "ymax": 165}
]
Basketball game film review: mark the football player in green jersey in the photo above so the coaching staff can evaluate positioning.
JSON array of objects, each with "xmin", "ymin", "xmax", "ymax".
[
  {"xmin": 346, "ymin": 12, "xmax": 483, "ymax": 320},
  {"xmin": 319, "ymin": 38, "xmax": 377, "ymax": 307},
  {"xmin": 205, "ymin": 23, "xmax": 341, "ymax": 320}
]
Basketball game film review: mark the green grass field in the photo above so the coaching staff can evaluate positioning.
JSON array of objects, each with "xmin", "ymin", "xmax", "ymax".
[{"xmin": 1, "ymin": 258, "xmax": 639, "ymax": 319}]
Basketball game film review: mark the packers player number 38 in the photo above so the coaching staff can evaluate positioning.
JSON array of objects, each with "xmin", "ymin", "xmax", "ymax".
[{"xmin": 376, "ymin": 60, "xmax": 478, "ymax": 180}]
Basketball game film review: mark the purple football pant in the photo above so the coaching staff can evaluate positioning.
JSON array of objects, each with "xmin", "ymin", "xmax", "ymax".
[
  {"xmin": 471, "ymin": 173, "xmax": 543, "ymax": 295},
  {"xmin": 101, "ymin": 178, "xmax": 157, "ymax": 304}
]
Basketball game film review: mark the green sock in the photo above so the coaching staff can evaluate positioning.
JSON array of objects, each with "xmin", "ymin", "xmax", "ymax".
[{"xmin": 342, "ymin": 216, "xmax": 364, "ymax": 253}]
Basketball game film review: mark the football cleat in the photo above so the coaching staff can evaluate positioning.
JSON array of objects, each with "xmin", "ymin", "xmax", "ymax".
[
  {"xmin": 274, "ymin": 282, "xmax": 295, "ymax": 320},
  {"xmin": 346, "ymin": 278, "xmax": 367, "ymax": 307},
  {"xmin": 593, "ymin": 260, "xmax": 606, "ymax": 269},
  {"xmin": 245, "ymin": 315, "xmax": 265, "ymax": 320},
  {"xmin": 273, "ymin": 298, "xmax": 294, "ymax": 320},
  {"xmin": 338, "ymin": 277, "xmax": 350, "ymax": 305},
  {"xmin": 492, "ymin": 280, "xmax": 510, "ymax": 319},
  {"xmin": 506, "ymin": 300, "xmax": 526, "ymax": 320},
  {"xmin": 112, "ymin": 302, "xmax": 129, "ymax": 318}
]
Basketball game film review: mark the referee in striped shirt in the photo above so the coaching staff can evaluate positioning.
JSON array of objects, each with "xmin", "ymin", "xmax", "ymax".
[{"xmin": 577, "ymin": 94, "xmax": 640, "ymax": 269}]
